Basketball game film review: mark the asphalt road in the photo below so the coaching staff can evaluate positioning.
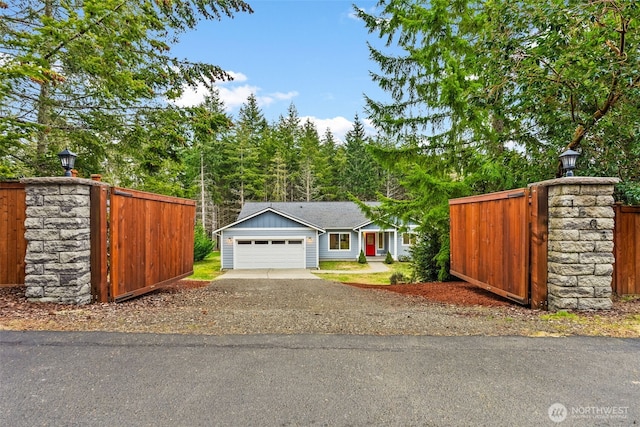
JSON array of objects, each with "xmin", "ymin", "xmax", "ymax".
[{"xmin": 1, "ymin": 331, "xmax": 638, "ymax": 426}]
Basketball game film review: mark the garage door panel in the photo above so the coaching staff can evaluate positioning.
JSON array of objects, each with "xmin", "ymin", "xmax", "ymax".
[{"xmin": 235, "ymin": 239, "xmax": 305, "ymax": 269}]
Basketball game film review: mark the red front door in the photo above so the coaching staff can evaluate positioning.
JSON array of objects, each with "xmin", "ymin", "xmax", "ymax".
[{"xmin": 365, "ymin": 233, "xmax": 376, "ymax": 256}]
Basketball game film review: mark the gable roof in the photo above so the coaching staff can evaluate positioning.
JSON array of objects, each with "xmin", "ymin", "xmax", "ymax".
[
  {"xmin": 213, "ymin": 206, "xmax": 325, "ymax": 234},
  {"xmin": 238, "ymin": 201, "xmax": 381, "ymax": 230}
]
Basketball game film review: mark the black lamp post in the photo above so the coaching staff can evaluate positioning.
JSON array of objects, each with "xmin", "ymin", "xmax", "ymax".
[
  {"xmin": 559, "ymin": 149, "xmax": 580, "ymax": 177},
  {"xmin": 58, "ymin": 148, "xmax": 77, "ymax": 177}
]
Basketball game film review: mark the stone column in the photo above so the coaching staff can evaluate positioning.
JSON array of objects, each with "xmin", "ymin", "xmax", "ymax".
[
  {"xmin": 536, "ymin": 177, "xmax": 619, "ymax": 311},
  {"xmin": 21, "ymin": 177, "xmax": 107, "ymax": 304}
]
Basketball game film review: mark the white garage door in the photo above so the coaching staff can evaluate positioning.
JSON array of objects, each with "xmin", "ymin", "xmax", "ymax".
[{"xmin": 234, "ymin": 239, "xmax": 305, "ymax": 269}]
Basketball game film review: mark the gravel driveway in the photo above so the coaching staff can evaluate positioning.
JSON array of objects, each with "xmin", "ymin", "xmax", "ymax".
[
  {"xmin": 1, "ymin": 278, "xmax": 638, "ymax": 336},
  {"xmin": 161, "ymin": 278, "xmax": 524, "ymax": 335}
]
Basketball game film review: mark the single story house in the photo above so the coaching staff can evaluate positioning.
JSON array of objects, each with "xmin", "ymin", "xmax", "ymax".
[{"xmin": 214, "ymin": 201, "xmax": 417, "ymax": 270}]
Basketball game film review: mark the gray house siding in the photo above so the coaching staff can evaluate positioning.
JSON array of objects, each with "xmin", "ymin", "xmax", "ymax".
[
  {"xmin": 221, "ymin": 228, "xmax": 317, "ymax": 269},
  {"xmin": 216, "ymin": 204, "xmax": 418, "ymax": 269},
  {"xmin": 318, "ymin": 229, "xmax": 360, "ymax": 260},
  {"xmin": 233, "ymin": 212, "xmax": 303, "ymax": 229},
  {"xmin": 396, "ymin": 230, "xmax": 415, "ymax": 259}
]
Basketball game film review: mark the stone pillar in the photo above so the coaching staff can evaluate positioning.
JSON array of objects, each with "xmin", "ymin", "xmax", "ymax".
[
  {"xmin": 536, "ymin": 177, "xmax": 619, "ymax": 311},
  {"xmin": 21, "ymin": 177, "xmax": 106, "ymax": 304}
]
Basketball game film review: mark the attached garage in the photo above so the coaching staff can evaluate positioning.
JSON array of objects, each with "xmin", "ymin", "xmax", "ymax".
[
  {"xmin": 214, "ymin": 206, "xmax": 325, "ymax": 270},
  {"xmin": 234, "ymin": 238, "xmax": 306, "ymax": 269}
]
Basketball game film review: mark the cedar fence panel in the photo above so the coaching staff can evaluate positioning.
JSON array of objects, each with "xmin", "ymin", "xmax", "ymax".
[
  {"xmin": 613, "ymin": 205, "xmax": 640, "ymax": 295},
  {"xmin": 0, "ymin": 182, "xmax": 26, "ymax": 285},
  {"xmin": 108, "ymin": 187, "xmax": 195, "ymax": 302},
  {"xmin": 449, "ymin": 188, "xmax": 531, "ymax": 304},
  {"xmin": 529, "ymin": 185, "xmax": 549, "ymax": 309}
]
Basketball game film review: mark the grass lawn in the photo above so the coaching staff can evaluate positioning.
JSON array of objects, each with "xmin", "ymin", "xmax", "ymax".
[
  {"xmin": 319, "ymin": 260, "xmax": 370, "ymax": 271},
  {"xmin": 188, "ymin": 251, "xmax": 222, "ymax": 281},
  {"xmin": 316, "ymin": 262, "xmax": 413, "ymax": 286}
]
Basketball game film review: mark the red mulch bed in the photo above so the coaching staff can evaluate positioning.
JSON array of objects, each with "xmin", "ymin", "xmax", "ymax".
[{"xmin": 345, "ymin": 281, "xmax": 516, "ymax": 307}]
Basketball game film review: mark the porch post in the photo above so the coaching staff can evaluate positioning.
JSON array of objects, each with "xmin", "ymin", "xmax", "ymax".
[{"xmin": 394, "ymin": 229, "xmax": 398, "ymax": 260}]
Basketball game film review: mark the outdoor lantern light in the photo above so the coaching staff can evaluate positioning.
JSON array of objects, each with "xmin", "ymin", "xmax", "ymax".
[
  {"xmin": 58, "ymin": 148, "xmax": 77, "ymax": 177},
  {"xmin": 559, "ymin": 149, "xmax": 580, "ymax": 177}
]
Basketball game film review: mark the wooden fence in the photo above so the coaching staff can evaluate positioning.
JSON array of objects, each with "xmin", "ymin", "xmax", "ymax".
[
  {"xmin": 0, "ymin": 182, "xmax": 26, "ymax": 286},
  {"xmin": 449, "ymin": 186, "xmax": 548, "ymax": 308},
  {"xmin": 613, "ymin": 205, "xmax": 640, "ymax": 295},
  {"xmin": 94, "ymin": 187, "xmax": 195, "ymax": 302},
  {"xmin": 0, "ymin": 181, "xmax": 195, "ymax": 301}
]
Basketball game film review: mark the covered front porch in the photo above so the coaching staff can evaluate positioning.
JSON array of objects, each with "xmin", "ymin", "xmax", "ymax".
[{"xmin": 356, "ymin": 229, "xmax": 401, "ymax": 261}]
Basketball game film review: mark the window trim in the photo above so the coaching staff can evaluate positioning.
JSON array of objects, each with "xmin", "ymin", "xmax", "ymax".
[
  {"xmin": 328, "ymin": 232, "xmax": 351, "ymax": 251},
  {"xmin": 402, "ymin": 232, "xmax": 416, "ymax": 246},
  {"xmin": 377, "ymin": 232, "xmax": 384, "ymax": 249}
]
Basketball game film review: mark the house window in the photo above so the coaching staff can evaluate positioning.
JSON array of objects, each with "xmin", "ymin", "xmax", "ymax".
[
  {"xmin": 402, "ymin": 232, "xmax": 416, "ymax": 246},
  {"xmin": 329, "ymin": 232, "xmax": 350, "ymax": 250},
  {"xmin": 377, "ymin": 232, "xmax": 384, "ymax": 249}
]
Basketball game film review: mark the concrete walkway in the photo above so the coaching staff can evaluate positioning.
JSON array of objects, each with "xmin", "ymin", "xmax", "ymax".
[
  {"xmin": 216, "ymin": 269, "xmax": 321, "ymax": 280},
  {"xmin": 217, "ymin": 262, "xmax": 390, "ymax": 280},
  {"xmin": 313, "ymin": 261, "xmax": 389, "ymax": 275}
]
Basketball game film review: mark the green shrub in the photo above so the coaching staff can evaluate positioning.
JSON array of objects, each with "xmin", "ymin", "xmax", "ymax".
[
  {"xmin": 357, "ymin": 249, "xmax": 367, "ymax": 264},
  {"xmin": 390, "ymin": 272, "xmax": 408, "ymax": 285},
  {"xmin": 193, "ymin": 223, "xmax": 214, "ymax": 261},
  {"xmin": 384, "ymin": 251, "xmax": 394, "ymax": 264},
  {"xmin": 410, "ymin": 228, "xmax": 451, "ymax": 282}
]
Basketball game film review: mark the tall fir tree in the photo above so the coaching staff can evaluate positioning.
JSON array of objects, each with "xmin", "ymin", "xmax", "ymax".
[
  {"xmin": 222, "ymin": 95, "xmax": 265, "ymax": 209},
  {"xmin": 0, "ymin": 0, "xmax": 252, "ymax": 178},
  {"xmin": 297, "ymin": 119, "xmax": 323, "ymax": 201},
  {"xmin": 342, "ymin": 115, "xmax": 379, "ymax": 200}
]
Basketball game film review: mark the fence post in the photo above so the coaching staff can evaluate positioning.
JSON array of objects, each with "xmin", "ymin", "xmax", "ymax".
[
  {"xmin": 533, "ymin": 177, "xmax": 619, "ymax": 311},
  {"xmin": 21, "ymin": 177, "xmax": 109, "ymax": 304}
]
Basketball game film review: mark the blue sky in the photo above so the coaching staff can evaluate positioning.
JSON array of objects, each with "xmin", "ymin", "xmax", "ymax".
[{"xmin": 173, "ymin": 0, "xmax": 385, "ymax": 141}]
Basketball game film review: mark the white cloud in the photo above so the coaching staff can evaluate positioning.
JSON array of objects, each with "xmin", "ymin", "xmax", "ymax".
[
  {"xmin": 171, "ymin": 71, "xmax": 297, "ymax": 112},
  {"xmin": 218, "ymin": 84, "xmax": 260, "ymax": 109},
  {"xmin": 171, "ymin": 83, "xmax": 209, "ymax": 107},
  {"xmin": 220, "ymin": 70, "xmax": 248, "ymax": 84},
  {"xmin": 257, "ymin": 91, "xmax": 299, "ymax": 107},
  {"xmin": 362, "ymin": 118, "xmax": 377, "ymax": 136}
]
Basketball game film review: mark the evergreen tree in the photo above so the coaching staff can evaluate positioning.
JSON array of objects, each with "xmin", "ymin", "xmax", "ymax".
[
  {"xmin": 318, "ymin": 128, "xmax": 342, "ymax": 200},
  {"xmin": 0, "ymin": 0, "xmax": 252, "ymax": 178},
  {"xmin": 184, "ymin": 90, "xmax": 232, "ymax": 233},
  {"xmin": 297, "ymin": 119, "xmax": 322, "ymax": 201},
  {"xmin": 342, "ymin": 115, "xmax": 379, "ymax": 200},
  {"xmin": 356, "ymin": 0, "xmax": 640, "ymax": 277},
  {"xmin": 222, "ymin": 95, "xmax": 265, "ymax": 207},
  {"xmin": 271, "ymin": 103, "xmax": 301, "ymax": 200}
]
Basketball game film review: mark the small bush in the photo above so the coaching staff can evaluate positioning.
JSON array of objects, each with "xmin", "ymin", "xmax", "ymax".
[
  {"xmin": 194, "ymin": 224, "xmax": 214, "ymax": 261},
  {"xmin": 410, "ymin": 228, "xmax": 451, "ymax": 282},
  {"xmin": 384, "ymin": 251, "xmax": 394, "ymax": 264},
  {"xmin": 358, "ymin": 250, "xmax": 367, "ymax": 264},
  {"xmin": 390, "ymin": 272, "xmax": 408, "ymax": 285},
  {"xmin": 398, "ymin": 255, "xmax": 411, "ymax": 263}
]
